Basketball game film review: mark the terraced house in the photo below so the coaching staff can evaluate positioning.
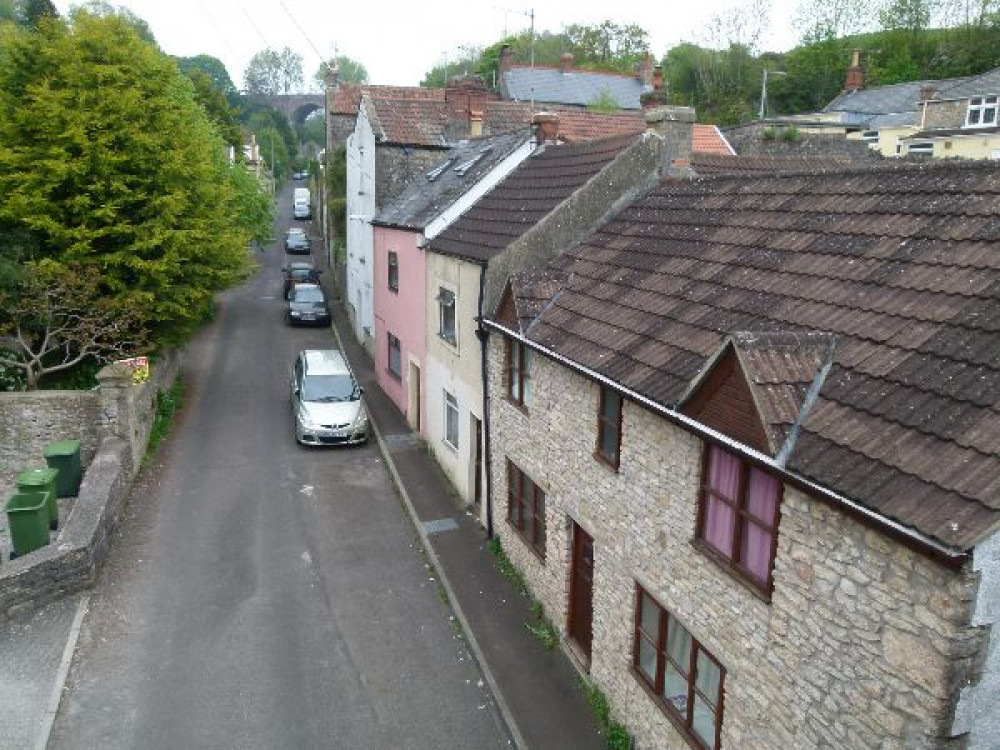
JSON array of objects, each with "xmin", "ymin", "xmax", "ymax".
[{"xmin": 485, "ymin": 158, "xmax": 1000, "ymax": 749}]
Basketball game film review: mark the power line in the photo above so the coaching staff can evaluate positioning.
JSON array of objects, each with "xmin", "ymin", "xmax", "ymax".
[
  {"xmin": 236, "ymin": 2, "xmax": 271, "ymax": 48},
  {"xmin": 273, "ymin": 0, "xmax": 326, "ymax": 66}
]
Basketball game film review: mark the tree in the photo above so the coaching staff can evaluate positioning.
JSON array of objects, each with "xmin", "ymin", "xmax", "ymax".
[
  {"xmin": 15, "ymin": 0, "xmax": 57, "ymax": 28},
  {"xmin": 314, "ymin": 55, "xmax": 368, "ymax": 90},
  {"xmin": 0, "ymin": 0, "xmax": 15, "ymax": 21},
  {"xmin": 177, "ymin": 54, "xmax": 239, "ymax": 105},
  {"xmin": 421, "ymin": 46, "xmax": 482, "ymax": 88},
  {"xmin": 0, "ymin": 10, "xmax": 254, "ymax": 345},
  {"xmin": 244, "ymin": 104, "xmax": 297, "ymax": 166},
  {"xmin": 227, "ymin": 164, "xmax": 273, "ymax": 246},
  {"xmin": 565, "ymin": 20, "xmax": 649, "ymax": 71},
  {"xmin": 185, "ymin": 67, "xmax": 242, "ymax": 151},
  {"xmin": 73, "ymin": 1, "xmax": 156, "ymax": 43},
  {"xmin": 256, "ymin": 127, "xmax": 291, "ymax": 178},
  {"xmin": 0, "ymin": 261, "xmax": 147, "ymax": 390},
  {"xmin": 244, "ymin": 46, "xmax": 304, "ymax": 94}
]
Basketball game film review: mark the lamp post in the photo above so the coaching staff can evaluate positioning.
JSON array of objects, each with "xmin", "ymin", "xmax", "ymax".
[{"xmin": 759, "ymin": 69, "xmax": 788, "ymax": 120}]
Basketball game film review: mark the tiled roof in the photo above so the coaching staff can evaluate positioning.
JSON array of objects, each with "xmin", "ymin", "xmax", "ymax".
[
  {"xmin": 428, "ymin": 133, "xmax": 642, "ymax": 263},
  {"xmin": 372, "ymin": 130, "xmax": 532, "ymax": 229},
  {"xmin": 510, "ymin": 269, "xmax": 571, "ymax": 334},
  {"xmin": 503, "ymin": 65, "xmax": 650, "ymax": 109},
  {"xmin": 693, "ymin": 124, "xmax": 735, "ymax": 155},
  {"xmin": 692, "ymin": 153, "xmax": 854, "ymax": 176},
  {"xmin": 506, "ymin": 160, "xmax": 1000, "ymax": 551},
  {"xmin": 366, "ymin": 96, "xmax": 455, "ymax": 146},
  {"xmin": 330, "ymin": 84, "xmax": 443, "ymax": 115}
]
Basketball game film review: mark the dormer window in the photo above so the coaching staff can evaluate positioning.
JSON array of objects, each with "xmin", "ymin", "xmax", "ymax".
[{"xmin": 966, "ymin": 95, "xmax": 998, "ymax": 127}]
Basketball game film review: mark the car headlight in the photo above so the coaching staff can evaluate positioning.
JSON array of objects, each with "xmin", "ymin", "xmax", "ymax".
[
  {"xmin": 298, "ymin": 414, "xmax": 318, "ymax": 430},
  {"xmin": 351, "ymin": 405, "xmax": 368, "ymax": 427},
  {"xmin": 290, "ymin": 310, "xmax": 303, "ymax": 317}
]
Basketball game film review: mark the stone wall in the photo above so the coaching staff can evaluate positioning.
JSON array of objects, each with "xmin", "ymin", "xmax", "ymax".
[
  {"xmin": 923, "ymin": 100, "xmax": 968, "ymax": 130},
  {"xmin": 724, "ymin": 122, "xmax": 879, "ymax": 162},
  {"xmin": 487, "ymin": 335, "xmax": 984, "ymax": 750}
]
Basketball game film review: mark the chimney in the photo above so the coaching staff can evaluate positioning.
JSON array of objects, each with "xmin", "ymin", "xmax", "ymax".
[
  {"xmin": 652, "ymin": 65, "xmax": 664, "ymax": 91},
  {"xmin": 844, "ymin": 48, "xmax": 865, "ymax": 91},
  {"xmin": 324, "ymin": 57, "xmax": 340, "ymax": 91},
  {"xmin": 470, "ymin": 112, "xmax": 483, "ymax": 138},
  {"xmin": 560, "ymin": 52, "xmax": 574, "ymax": 74},
  {"xmin": 919, "ymin": 85, "xmax": 936, "ymax": 101},
  {"xmin": 533, "ymin": 112, "xmax": 560, "ymax": 145},
  {"xmin": 645, "ymin": 105, "xmax": 695, "ymax": 178},
  {"xmin": 499, "ymin": 44, "xmax": 514, "ymax": 74},
  {"xmin": 638, "ymin": 54, "xmax": 653, "ymax": 86}
]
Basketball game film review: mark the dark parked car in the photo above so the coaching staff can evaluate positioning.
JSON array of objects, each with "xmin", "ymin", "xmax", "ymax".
[
  {"xmin": 285, "ymin": 227, "xmax": 311, "ymax": 254},
  {"xmin": 286, "ymin": 283, "xmax": 331, "ymax": 327},
  {"xmin": 282, "ymin": 262, "xmax": 321, "ymax": 299}
]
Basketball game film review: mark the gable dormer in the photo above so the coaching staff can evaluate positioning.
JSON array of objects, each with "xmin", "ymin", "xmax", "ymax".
[{"xmin": 679, "ymin": 331, "xmax": 836, "ymax": 460}]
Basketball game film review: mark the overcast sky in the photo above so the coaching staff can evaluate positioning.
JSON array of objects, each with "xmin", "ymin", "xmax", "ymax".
[{"xmin": 53, "ymin": 0, "xmax": 802, "ymax": 90}]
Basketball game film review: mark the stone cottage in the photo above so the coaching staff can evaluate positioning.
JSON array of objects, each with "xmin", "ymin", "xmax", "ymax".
[{"xmin": 484, "ymin": 158, "xmax": 1000, "ymax": 749}]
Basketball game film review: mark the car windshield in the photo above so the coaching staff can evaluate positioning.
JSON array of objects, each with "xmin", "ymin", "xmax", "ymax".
[
  {"xmin": 293, "ymin": 287, "xmax": 324, "ymax": 302},
  {"xmin": 302, "ymin": 374, "xmax": 358, "ymax": 402},
  {"xmin": 291, "ymin": 268, "xmax": 314, "ymax": 280}
]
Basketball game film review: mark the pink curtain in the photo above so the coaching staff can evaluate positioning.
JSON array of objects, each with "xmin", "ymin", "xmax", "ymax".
[
  {"xmin": 740, "ymin": 468, "xmax": 780, "ymax": 581},
  {"xmin": 702, "ymin": 447, "xmax": 739, "ymax": 557}
]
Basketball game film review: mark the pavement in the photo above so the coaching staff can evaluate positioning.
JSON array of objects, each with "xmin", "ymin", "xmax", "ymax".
[{"xmin": 0, "ymin": 247, "xmax": 606, "ymax": 750}]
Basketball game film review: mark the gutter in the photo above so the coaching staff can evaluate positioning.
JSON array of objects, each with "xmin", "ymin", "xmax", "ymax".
[
  {"xmin": 477, "ymin": 267, "xmax": 495, "ymax": 537},
  {"xmin": 482, "ymin": 319, "xmax": 969, "ymax": 569}
]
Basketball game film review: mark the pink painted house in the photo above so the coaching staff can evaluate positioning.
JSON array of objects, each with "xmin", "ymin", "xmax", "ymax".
[{"xmin": 370, "ymin": 130, "xmax": 536, "ymax": 433}]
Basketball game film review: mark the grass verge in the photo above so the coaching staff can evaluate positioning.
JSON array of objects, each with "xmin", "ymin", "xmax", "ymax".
[{"xmin": 144, "ymin": 377, "xmax": 185, "ymax": 465}]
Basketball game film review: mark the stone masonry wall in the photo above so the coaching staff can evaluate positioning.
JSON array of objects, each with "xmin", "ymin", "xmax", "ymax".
[
  {"xmin": 487, "ymin": 335, "xmax": 981, "ymax": 750},
  {"xmin": 375, "ymin": 146, "xmax": 449, "ymax": 210},
  {"xmin": 724, "ymin": 122, "xmax": 878, "ymax": 162},
  {"xmin": 0, "ymin": 391, "xmax": 101, "ymax": 493},
  {"xmin": 923, "ymin": 100, "xmax": 969, "ymax": 130}
]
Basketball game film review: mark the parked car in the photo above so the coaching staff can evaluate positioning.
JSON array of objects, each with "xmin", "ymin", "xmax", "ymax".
[
  {"xmin": 285, "ymin": 227, "xmax": 311, "ymax": 254},
  {"xmin": 286, "ymin": 283, "xmax": 331, "ymax": 327},
  {"xmin": 290, "ymin": 349, "xmax": 368, "ymax": 446},
  {"xmin": 281, "ymin": 262, "xmax": 321, "ymax": 299}
]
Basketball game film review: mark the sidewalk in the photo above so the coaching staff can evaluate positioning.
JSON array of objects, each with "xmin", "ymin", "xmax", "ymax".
[{"xmin": 328, "ymin": 302, "xmax": 607, "ymax": 750}]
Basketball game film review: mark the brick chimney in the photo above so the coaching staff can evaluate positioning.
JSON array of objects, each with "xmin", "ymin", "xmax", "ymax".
[
  {"xmin": 470, "ymin": 112, "xmax": 483, "ymax": 138},
  {"xmin": 638, "ymin": 54, "xmax": 653, "ymax": 86},
  {"xmin": 844, "ymin": 48, "xmax": 865, "ymax": 91},
  {"xmin": 560, "ymin": 52, "xmax": 574, "ymax": 74},
  {"xmin": 499, "ymin": 44, "xmax": 514, "ymax": 74},
  {"xmin": 533, "ymin": 112, "xmax": 560, "ymax": 144},
  {"xmin": 652, "ymin": 65, "xmax": 664, "ymax": 91},
  {"xmin": 445, "ymin": 75, "xmax": 488, "ymax": 123},
  {"xmin": 919, "ymin": 84, "xmax": 936, "ymax": 101},
  {"xmin": 645, "ymin": 105, "xmax": 695, "ymax": 178}
]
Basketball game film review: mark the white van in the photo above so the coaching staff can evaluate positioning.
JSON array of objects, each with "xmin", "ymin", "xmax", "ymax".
[{"xmin": 293, "ymin": 187, "xmax": 310, "ymax": 219}]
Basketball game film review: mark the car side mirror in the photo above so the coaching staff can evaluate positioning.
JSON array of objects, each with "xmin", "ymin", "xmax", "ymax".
[{"xmin": 281, "ymin": 266, "xmax": 288, "ymax": 272}]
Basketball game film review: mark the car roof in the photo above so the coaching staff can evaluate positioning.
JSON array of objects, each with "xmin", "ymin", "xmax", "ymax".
[
  {"xmin": 288, "ymin": 261, "xmax": 314, "ymax": 269},
  {"xmin": 287, "ymin": 227, "xmax": 306, "ymax": 235},
  {"xmin": 300, "ymin": 349, "xmax": 350, "ymax": 376},
  {"xmin": 292, "ymin": 282, "xmax": 322, "ymax": 291}
]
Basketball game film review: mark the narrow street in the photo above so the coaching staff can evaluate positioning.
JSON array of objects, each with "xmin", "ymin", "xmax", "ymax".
[{"xmin": 46, "ymin": 184, "xmax": 511, "ymax": 750}]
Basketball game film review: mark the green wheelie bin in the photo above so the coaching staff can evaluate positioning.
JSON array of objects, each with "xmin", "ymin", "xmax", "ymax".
[
  {"xmin": 44, "ymin": 439, "xmax": 82, "ymax": 497},
  {"xmin": 16, "ymin": 468, "xmax": 59, "ymax": 531},
  {"xmin": 5, "ymin": 492, "xmax": 50, "ymax": 558}
]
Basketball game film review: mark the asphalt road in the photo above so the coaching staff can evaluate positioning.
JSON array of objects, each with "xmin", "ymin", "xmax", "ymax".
[{"xmin": 47, "ymin": 184, "xmax": 511, "ymax": 750}]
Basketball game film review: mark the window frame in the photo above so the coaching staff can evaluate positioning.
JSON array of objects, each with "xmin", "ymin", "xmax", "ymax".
[
  {"xmin": 438, "ymin": 287, "xmax": 457, "ymax": 345},
  {"xmin": 594, "ymin": 385, "xmax": 623, "ymax": 470},
  {"xmin": 387, "ymin": 250, "xmax": 399, "ymax": 293},
  {"xmin": 965, "ymin": 95, "xmax": 998, "ymax": 128},
  {"xmin": 632, "ymin": 587, "xmax": 725, "ymax": 750},
  {"xmin": 505, "ymin": 338, "xmax": 532, "ymax": 409},
  {"xmin": 387, "ymin": 332, "xmax": 402, "ymax": 380},
  {"xmin": 443, "ymin": 389, "xmax": 459, "ymax": 449},
  {"xmin": 506, "ymin": 459, "xmax": 546, "ymax": 559},
  {"xmin": 694, "ymin": 443, "xmax": 782, "ymax": 598}
]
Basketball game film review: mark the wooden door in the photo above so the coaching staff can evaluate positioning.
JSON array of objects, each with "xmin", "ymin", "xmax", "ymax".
[{"xmin": 568, "ymin": 523, "xmax": 594, "ymax": 661}]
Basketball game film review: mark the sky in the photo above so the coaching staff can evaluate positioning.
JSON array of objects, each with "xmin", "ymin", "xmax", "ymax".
[{"xmin": 53, "ymin": 0, "xmax": 803, "ymax": 90}]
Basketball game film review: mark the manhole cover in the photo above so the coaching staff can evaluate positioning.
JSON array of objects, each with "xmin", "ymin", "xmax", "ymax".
[{"xmin": 423, "ymin": 518, "xmax": 459, "ymax": 535}]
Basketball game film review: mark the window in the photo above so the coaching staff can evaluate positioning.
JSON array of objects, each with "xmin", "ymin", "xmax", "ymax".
[
  {"xmin": 907, "ymin": 141, "xmax": 933, "ymax": 156},
  {"xmin": 634, "ymin": 588, "xmax": 725, "ymax": 750},
  {"xmin": 506, "ymin": 339, "xmax": 532, "ymax": 408},
  {"xmin": 438, "ymin": 287, "xmax": 456, "ymax": 345},
  {"xmin": 595, "ymin": 385, "xmax": 623, "ymax": 469},
  {"xmin": 507, "ymin": 460, "xmax": 546, "ymax": 557},
  {"xmin": 966, "ymin": 95, "xmax": 998, "ymax": 127},
  {"xmin": 444, "ymin": 390, "xmax": 459, "ymax": 448},
  {"xmin": 697, "ymin": 444, "xmax": 781, "ymax": 592},
  {"xmin": 387, "ymin": 333, "xmax": 402, "ymax": 379},
  {"xmin": 387, "ymin": 251, "xmax": 399, "ymax": 292}
]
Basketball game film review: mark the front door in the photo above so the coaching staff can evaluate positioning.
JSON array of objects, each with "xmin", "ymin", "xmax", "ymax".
[{"xmin": 568, "ymin": 522, "xmax": 594, "ymax": 661}]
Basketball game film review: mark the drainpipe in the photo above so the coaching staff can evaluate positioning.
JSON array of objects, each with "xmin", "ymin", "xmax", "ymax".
[{"xmin": 476, "ymin": 263, "xmax": 494, "ymax": 537}]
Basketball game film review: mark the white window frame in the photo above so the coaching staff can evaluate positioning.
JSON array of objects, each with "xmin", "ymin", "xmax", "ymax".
[
  {"xmin": 965, "ymin": 95, "xmax": 998, "ymax": 128},
  {"xmin": 444, "ymin": 390, "xmax": 459, "ymax": 449},
  {"xmin": 438, "ymin": 286, "xmax": 457, "ymax": 346}
]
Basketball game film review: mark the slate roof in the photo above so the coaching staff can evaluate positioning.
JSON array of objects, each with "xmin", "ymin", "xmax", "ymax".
[
  {"xmin": 500, "ymin": 160, "xmax": 1000, "ymax": 551},
  {"xmin": 825, "ymin": 78, "xmax": 967, "ymax": 116},
  {"xmin": 372, "ymin": 130, "xmax": 532, "ymax": 230},
  {"xmin": 933, "ymin": 67, "xmax": 1000, "ymax": 100},
  {"xmin": 904, "ymin": 125, "xmax": 1000, "ymax": 139},
  {"xmin": 428, "ymin": 133, "xmax": 643, "ymax": 263},
  {"xmin": 503, "ymin": 65, "xmax": 650, "ymax": 109}
]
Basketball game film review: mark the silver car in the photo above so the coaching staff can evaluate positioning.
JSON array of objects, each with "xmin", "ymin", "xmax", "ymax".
[{"xmin": 291, "ymin": 350, "xmax": 368, "ymax": 446}]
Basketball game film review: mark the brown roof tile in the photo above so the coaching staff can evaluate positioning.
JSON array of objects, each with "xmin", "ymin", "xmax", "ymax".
[{"xmin": 502, "ymin": 159, "xmax": 1000, "ymax": 550}]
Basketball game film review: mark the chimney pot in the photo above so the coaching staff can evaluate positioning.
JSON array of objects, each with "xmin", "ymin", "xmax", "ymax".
[
  {"xmin": 532, "ymin": 111, "xmax": 560, "ymax": 144},
  {"xmin": 652, "ymin": 65, "xmax": 664, "ymax": 91}
]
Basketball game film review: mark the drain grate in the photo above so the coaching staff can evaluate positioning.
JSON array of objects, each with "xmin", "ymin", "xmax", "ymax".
[{"xmin": 423, "ymin": 518, "xmax": 459, "ymax": 535}]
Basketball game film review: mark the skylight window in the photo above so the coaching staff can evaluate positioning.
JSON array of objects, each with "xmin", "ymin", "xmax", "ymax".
[
  {"xmin": 453, "ymin": 146, "xmax": 494, "ymax": 176},
  {"xmin": 426, "ymin": 157, "xmax": 456, "ymax": 182}
]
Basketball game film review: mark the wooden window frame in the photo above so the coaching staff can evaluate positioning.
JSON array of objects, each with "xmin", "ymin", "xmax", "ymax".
[
  {"xmin": 387, "ymin": 332, "xmax": 402, "ymax": 381},
  {"xmin": 594, "ymin": 385, "xmax": 623, "ymax": 470},
  {"xmin": 632, "ymin": 586, "xmax": 725, "ymax": 750},
  {"xmin": 506, "ymin": 459, "xmax": 546, "ymax": 559},
  {"xmin": 387, "ymin": 251, "xmax": 399, "ymax": 293},
  {"xmin": 694, "ymin": 443, "xmax": 782, "ymax": 599},
  {"xmin": 505, "ymin": 338, "xmax": 531, "ymax": 410}
]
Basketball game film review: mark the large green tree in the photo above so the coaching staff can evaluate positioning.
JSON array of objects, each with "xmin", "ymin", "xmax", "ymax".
[
  {"xmin": 314, "ymin": 55, "xmax": 368, "ymax": 89},
  {"xmin": 0, "ymin": 9, "xmax": 255, "ymax": 344},
  {"xmin": 177, "ymin": 54, "xmax": 239, "ymax": 105},
  {"xmin": 244, "ymin": 46, "xmax": 304, "ymax": 94}
]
